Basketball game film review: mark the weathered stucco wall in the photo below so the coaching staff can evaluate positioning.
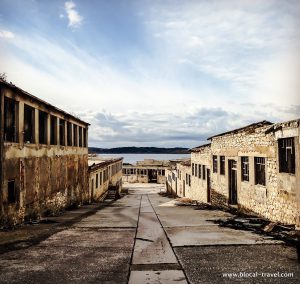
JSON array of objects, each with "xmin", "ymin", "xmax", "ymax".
[
  {"xmin": 176, "ymin": 163, "xmax": 191, "ymax": 198},
  {"xmin": 89, "ymin": 159, "xmax": 123, "ymax": 201},
  {"xmin": 0, "ymin": 82, "xmax": 89, "ymax": 227},
  {"xmin": 190, "ymin": 146, "xmax": 211, "ymax": 202},
  {"xmin": 166, "ymin": 169, "xmax": 177, "ymax": 196},
  {"xmin": 2, "ymin": 140, "xmax": 88, "ymax": 226}
]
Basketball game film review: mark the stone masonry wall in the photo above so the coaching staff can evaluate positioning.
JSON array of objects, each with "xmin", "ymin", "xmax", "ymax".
[{"xmin": 210, "ymin": 123, "xmax": 299, "ymax": 225}]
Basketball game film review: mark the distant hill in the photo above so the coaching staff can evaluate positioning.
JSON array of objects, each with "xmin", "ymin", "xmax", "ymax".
[{"xmin": 88, "ymin": 147, "xmax": 189, "ymax": 154}]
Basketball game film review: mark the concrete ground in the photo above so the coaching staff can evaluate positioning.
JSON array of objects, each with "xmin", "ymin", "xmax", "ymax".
[{"xmin": 0, "ymin": 183, "xmax": 299, "ymax": 283}]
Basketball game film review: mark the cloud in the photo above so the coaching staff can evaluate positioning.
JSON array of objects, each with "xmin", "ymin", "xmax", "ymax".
[
  {"xmin": 64, "ymin": 1, "xmax": 83, "ymax": 28},
  {"xmin": 76, "ymin": 104, "xmax": 300, "ymax": 148},
  {"xmin": 0, "ymin": 30, "xmax": 15, "ymax": 39}
]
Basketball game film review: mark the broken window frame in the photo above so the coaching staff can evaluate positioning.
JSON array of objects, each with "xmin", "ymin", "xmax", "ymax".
[
  {"xmin": 38, "ymin": 110, "xmax": 48, "ymax": 145},
  {"xmin": 4, "ymin": 97, "xmax": 18, "ymax": 143},
  {"xmin": 278, "ymin": 137, "xmax": 295, "ymax": 174},
  {"xmin": 24, "ymin": 104, "xmax": 35, "ymax": 144},
  {"xmin": 255, "ymin": 157, "xmax": 266, "ymax": 186},
  {"xmin": 241, "ymin": 156, "xmax": 249, "ymax": 182}
]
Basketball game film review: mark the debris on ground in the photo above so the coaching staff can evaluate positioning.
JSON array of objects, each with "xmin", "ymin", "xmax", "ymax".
[
  {"xmin": 211, "ymin": 216, "xmax": 298, "ymax": 245},
  {"xmin": 158, "ymin": 191, "xmax": 173, "ymax": 197}
]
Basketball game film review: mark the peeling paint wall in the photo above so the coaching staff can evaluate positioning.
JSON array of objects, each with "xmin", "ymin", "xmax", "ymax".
[{"xmin": 0, "ymin": 82, "xmax": 89, "ymax": 227}]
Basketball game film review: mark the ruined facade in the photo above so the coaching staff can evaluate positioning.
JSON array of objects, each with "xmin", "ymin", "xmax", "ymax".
[
  {"xmin": 122, "ymin": 159, "xmax": 168, "ymax": 184},
  {"xmin": 0, "ymin": 80, "xmax": 89, "ymax": 226},
  {"xmin": 164, "ymin": 119, "xmax": 300, "ymax": 226},
  {"xmin": 188, "ymin": 120, "xmax": 300, "ymax": 226},
  {"xmin": 88, "ymin": 157, "xmax": 123, "ymax": 201}
]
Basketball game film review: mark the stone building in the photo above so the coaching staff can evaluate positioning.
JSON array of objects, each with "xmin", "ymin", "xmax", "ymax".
[
  {"xmin": 0, "ymin": 79, "xmax": 89, "ymax": 226},
  {"xmin": 176, "ymin": 159, "xmax": 191, "ymax": 198},
  {"xmin": 190, "ymin": 144, "xmax": 211, "ymax": 202},
  {"xmin": 122, "ymin": 159, "xmax": 168, "ymax": 184},
  {"xmin": 189, "ymin": 119, "xmax": 300, "ymax": 226},
  {"xmin": 88, "ymin": 157, "xmax": 123, "ymax": 201}
]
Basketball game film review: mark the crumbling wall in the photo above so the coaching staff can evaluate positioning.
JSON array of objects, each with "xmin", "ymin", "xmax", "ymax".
[{"xmin": 2, "ymin": 145, "xmax": 88, "ymax": 226}]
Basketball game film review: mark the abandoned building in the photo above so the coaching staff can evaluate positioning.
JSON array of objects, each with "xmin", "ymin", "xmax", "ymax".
[
  {"xmin": 165, "ymin": 119, "xmax": 300, "ymax": 226},
  {"xmin": 88, "ymin": 157, "xmax": 123, "ymax": 201},
  {"xmin": 122, "ymin": 159, "xmax": 168, "ymax": 184},
  {"xmin": 166, "ymin": 159, "xmax": 191, "ymax": 197},
  {"xmin": 0, "ymin": 79, "xmax": 89, "ymax": 226}
]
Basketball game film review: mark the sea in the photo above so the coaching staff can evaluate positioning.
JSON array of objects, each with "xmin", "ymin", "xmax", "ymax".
[{"xmin": 96, "ymin": 153, "xmax": 190, "ymax": 164}]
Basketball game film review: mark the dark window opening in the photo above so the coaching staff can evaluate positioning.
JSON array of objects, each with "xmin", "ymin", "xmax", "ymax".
[
  {"xmin": 50, "ymin": 116, "xmax": 57, "ymax": 145},
  {"xmin": 279, "ymin": 138, "xmax": 295, "ymax": 174},
  {"xmin": 4, "ymin": 97, "xmax": 18, "ymax": 142},
  {"xmin": 79, "ymin": 127, "xmax": 83, "ymax": 147},
  {"xmin": 8, "ymin": 180, "xmax": 16, "ymax": 204},
  {"xmin": 162, "ymin": 169, "xmax": 165, "ymax": 176},
  {"xmin": 195, "ymin": 163, "xmax": 198, "ymax": 177},
  {"xmin": 220, "ymin": 156, "xmax": 225, "ymax": 175},
  {"xmin": 198, "ymin": 164, "xmax": 201, "ymax": 178},
  {"xmin": 241, "ymin": 156, "xmax": 249, "ymax": 182},
  {"xmin": 100, "ymin": 172, "xmax": 102, "ymax": 185},
  {"xmin": 192, "ymin": 163, "xmax": 194, "ymax": 176},
  {"xmin": 24, "ymin": 104, "xmax": 35, "ymax": 144},
  {"xmin": 213, "ymin": 155, "xmax": 218, "ymax": 173},
  {"xmin": 59, "ymin": 119, "xmax": 65, "ymax": 146},
  {"xmin": 67, "ymin": 122, "xmax": 72, "ymax": 146},
  {"xmin": 39, "ymin": 110, "xmax": 48, "ymax": 144},
  {"xmin": 96, "ymin": 174, "xmax": 98, "ymax": 188},
  {"xmin": 255, "ymin": 157, "xmax": 266, "ymax": 186},
  {"xmin": 83, "ymin": 128, "xmax": 87, "ymax": 147},
  {"xmin": 73, "ymin": 125, "xmax": 78, "ymax": 147},
  {"xmin": 202, "ymin": 165, "xmax": 206, "ymax": 180}
]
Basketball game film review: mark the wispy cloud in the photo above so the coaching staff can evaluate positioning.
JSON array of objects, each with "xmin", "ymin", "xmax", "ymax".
[
  {"xmin": 64, "ymin": 1, "xmax": 83, "ymax": 28},
  {"xmin": 0, "ymin": 29, "xmax": 14, "ymax": 39},
  {"xmin": 0, "ymin": 1, "xmax": 299, "ymax": 147}
]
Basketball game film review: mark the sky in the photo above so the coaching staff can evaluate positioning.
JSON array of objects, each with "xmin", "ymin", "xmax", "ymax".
[{"xmin": 0, "ymin": 0, "xmax": 299, "ymax": 148}]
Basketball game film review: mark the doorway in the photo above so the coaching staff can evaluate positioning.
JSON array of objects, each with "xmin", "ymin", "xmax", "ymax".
[
  {"xmin": 148, "ymin": 169, "xmax": 157, "ymax": 183},
  {"xmin": 207, "ymin": 169, "xmax": 211, "ymax": 203},
  {"xmin": 228, "ymin": 160, "xmax": 237, "ymax": 205}
]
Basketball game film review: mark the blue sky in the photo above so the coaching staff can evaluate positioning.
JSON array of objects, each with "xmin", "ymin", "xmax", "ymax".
[{"xmin": 0, "ymin": 0, "xmax": 299, "ymax": 147}]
